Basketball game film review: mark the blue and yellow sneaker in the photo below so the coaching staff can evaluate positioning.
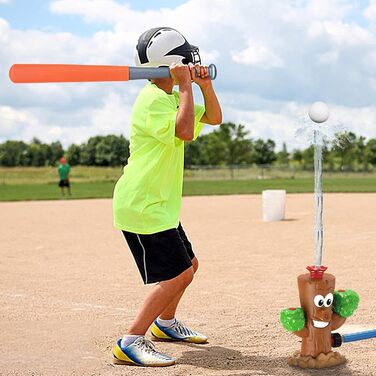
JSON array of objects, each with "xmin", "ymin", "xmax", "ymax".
[
  {"xmin": 150, "ymin": 319, "xmax": 208, "ymax": 344},
  {"xmin": 112, "ymin": 336, "xmax": 176, "ymax": 367}
]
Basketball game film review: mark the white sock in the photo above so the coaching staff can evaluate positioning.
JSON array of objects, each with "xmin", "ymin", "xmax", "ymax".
[
  {"xmin": 157, "ymin": 317, "xmax": 176, "ymax": 328},
  {"xmin": 120, "ymin": 335, "xmax": 141, "ymax": 348}
]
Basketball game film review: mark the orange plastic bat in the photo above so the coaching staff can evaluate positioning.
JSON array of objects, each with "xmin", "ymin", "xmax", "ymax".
[
  {"xmin": 9, "ymin": 63, "xmax": 217, "ymax": 83},
  {"xmin": 9, "ymin": 64, "xmax": 130, "ymax": 83}
]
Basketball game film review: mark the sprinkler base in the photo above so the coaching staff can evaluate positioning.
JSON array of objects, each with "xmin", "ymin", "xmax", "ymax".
[{"xmin": 288, "ymin": 350, "xmax": 346, "ymax": 369}]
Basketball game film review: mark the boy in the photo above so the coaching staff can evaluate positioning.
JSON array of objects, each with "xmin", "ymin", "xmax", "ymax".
[
  {"xmin": 112, "ymin": 27, "xmax": 222, "ymax": 367},
  {"xmin": 57, "ymin": 157, "xmax": 71, "ymax": 196}
]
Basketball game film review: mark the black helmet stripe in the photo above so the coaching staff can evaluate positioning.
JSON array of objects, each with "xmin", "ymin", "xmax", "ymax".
[{"xmin": 136, "ymin": 27, "xmax": 166, "ymax": 64}]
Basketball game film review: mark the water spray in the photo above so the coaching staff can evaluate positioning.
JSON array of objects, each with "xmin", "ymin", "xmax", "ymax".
[{"xmin": 309, "ymin": 101, "xmax": 330, "ymax": 272}]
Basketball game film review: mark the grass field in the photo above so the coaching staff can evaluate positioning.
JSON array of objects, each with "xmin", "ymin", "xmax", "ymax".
[{"xmin": 0, "ymin": 166, "xmax": 375, "ymax": 201}]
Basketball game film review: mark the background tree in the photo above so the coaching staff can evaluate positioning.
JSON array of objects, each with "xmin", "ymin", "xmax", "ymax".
[
  {"xmin": 332, "ymin": 132, "xmax": 357, "ymax": 171},
  {"xmin": 0, "ymin": 140, "xmax": 28, "ymax": 167},
  {"xmin": 66, "ymin": 144, "xmax": 81, "ymax": 166},
  {"xmin": 354, "ymin": 136, "xmax": 368, "ymax": 171},
  {"xmin": 365, "ymin": 139, "xmax": 376, "ymax": 166},
  {"xmin": 184, "ymin": 138, "xmax": 205, "ymax": 167},
  {"xmin": 292, "ymin": 149, "xmax": 303, "ymax": 166},
  {"xmin": 251, "ymin": 139, "xmax": 276, "ymax": 165},
  {"xmin": 23, "ymin": 138, "xmax": 51, "ymax": 167},
  {"xmin": 95, "ymin": 135, "xmax": 130, "ymax": 166},
  {"xmin": 1, "ymin": 130, "xmax": 375, "ymax": 170},
  {"xmin": 49, "ymin": 141, "xmax": 64, "ymax": 166},
  {"xmin": 219, "ymin": 123, "xmax": 253, "ymax": 165},
  {"xmin": 301, "ymin": 145, "xmax": 314, "ymax": 171},
  {"xmin": 277, "ymin": 142, "xmax": 289, "ymax": 166},
  {"xmin": 80, "ymin": 136, "xmax": 103, "ymax": 165}
]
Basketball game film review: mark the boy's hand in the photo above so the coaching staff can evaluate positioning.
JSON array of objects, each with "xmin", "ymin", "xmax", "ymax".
[
  {"xmin": 170, "ymin": 63, "xmax": 191, "ymax": 86},
  {"xmin": 189, "ymin": 64, "xmax": 211, "ymax": 88}
]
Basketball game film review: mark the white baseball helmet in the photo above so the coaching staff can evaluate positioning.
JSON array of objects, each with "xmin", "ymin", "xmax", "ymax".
[{"xmin": 135, "ymin": 27, "xmax": 201, "ymax": 67}]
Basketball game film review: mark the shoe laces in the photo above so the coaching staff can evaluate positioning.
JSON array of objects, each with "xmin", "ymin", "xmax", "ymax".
[
  {"xmin": 171, "ymin": 320, "xmax": 196, "ymax": 337},
  {"xmin": 135, "ymin": 337, "xmax": 168, "ymax": 359}
]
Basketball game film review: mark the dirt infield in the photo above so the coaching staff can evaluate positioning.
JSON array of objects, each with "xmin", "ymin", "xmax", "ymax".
[{"xmin": 1, "ymin": 194, "xmax": 375, "ymax": 376}]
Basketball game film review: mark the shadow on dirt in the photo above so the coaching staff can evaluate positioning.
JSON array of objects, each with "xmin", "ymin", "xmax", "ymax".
[{"xmin": 178, "ymin": 345, "xmax": 360, "ymax": 376}]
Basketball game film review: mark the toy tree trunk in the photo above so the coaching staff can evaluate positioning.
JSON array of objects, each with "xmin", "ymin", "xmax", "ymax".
[{"xmin": 297, "ymin": 271, "xmax": 335, "ymax": 358}]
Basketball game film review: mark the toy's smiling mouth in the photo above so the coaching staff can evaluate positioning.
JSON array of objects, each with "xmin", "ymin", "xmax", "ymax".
[{"xmin": 313, "ymin": 320, "xmax": 329, "ymax": 328}]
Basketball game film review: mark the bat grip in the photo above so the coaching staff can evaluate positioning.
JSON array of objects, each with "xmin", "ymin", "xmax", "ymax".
[{"xmin": 129, "ymin": 63, "xmax": 217, "ymax": 81}]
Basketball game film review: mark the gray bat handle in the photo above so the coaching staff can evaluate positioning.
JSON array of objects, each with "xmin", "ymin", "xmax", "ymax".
[{"xmin": 129, "ymin": 64, "xmax": 217, "ymax": 81}]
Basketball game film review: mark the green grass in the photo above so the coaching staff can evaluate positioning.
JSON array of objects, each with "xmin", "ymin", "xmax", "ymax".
[
  {"xmin": 0, "ymin": 182, "xmax": 116, "ymax": 201},
  {"xmin": 183, "ymin": 177, "xmax": 376, "ymax": 195},
  {"xmin": 0, "ymin": 177, "xmax": 375, "ymax": 201},
  {"xmin": 0, "ymin": 166, "xmax": 123, "ymax": 185}
]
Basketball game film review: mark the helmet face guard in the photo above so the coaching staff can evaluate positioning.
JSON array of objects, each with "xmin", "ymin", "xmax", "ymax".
[
  {"xmin": 167, "ymin": 42, "xmax": 201, "ymax": 65},
  {"xmin": 191, "ymin": 47, "xmax": 201, "ymax": 65}
]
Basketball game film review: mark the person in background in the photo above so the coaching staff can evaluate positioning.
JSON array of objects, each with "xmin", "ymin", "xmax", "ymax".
[{"xmin": 58, "ymin": 157, "xmax": 71, "ymax": 196}]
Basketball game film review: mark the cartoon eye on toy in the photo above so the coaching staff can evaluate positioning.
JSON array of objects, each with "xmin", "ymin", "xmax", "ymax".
[
  {"xmin": 324, "ymin": 293, "xmax": 333, "ymax": 307},
  {"xmin": 313, "ymin": 295, "xmax": 325, "ymax": 308}
]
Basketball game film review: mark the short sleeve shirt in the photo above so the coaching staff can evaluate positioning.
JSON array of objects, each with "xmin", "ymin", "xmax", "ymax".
[
  {"xmin": 113, "ymin": 83, "xmax": 205, "ymax": 234},
  {"xmin": 58, "ymin": 164, "xmax": 70, "ymax": 180}
]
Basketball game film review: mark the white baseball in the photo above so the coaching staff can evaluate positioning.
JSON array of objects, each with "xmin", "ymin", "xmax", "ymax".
[{"xmin": 308, "ymin": 102, "xmax": 330, "ymax": 123}]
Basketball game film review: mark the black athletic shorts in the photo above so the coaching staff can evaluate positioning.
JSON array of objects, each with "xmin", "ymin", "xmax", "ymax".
[
  {"xmin": 58, "ymin": 179, "xmax": 70, "ymax": 187},
  {"xmin": 122, "ymin": 223, "xmax": 195, "ymax": 284}
]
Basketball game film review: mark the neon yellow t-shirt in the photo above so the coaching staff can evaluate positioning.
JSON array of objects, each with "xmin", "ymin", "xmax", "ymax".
[{"xmin": 113, "ymin": 83, "xmax": 205, "ymax": 234}]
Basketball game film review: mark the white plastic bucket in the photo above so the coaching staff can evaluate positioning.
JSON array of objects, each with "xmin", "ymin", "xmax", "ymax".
[{"xmin": 262, "ymin": 190, "xmax": 286, "ymax": 221}]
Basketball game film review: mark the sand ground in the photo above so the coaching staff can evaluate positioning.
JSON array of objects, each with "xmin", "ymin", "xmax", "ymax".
[{"xmin": 0, "ymin": 194, "xmax": 375, "ymax": 376}]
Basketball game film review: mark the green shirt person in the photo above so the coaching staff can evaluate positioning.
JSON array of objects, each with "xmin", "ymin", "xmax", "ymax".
[{"xmin": 57, "ymin": 157, "xmax": 71, "ymax": 196}]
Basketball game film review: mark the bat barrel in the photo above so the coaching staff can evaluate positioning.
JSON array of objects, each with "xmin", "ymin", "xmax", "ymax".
[{"xmin": 9, "ymin": 64, "xmax": 130, "ymax": 83}]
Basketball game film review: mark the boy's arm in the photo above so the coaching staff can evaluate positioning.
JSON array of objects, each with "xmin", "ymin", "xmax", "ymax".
[
  {"xmin": 170, "ymin": 63, "xmax": 195, "ymax": 141},
  {"xmin": 190, "ymin": 65, "xmax": 222, "ymax": 126}
]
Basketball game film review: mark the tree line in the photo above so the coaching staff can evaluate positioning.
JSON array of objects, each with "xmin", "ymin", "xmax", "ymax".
[{"xmin": 1, "ymin": 123, "xmax": 376, "ymax": 171}]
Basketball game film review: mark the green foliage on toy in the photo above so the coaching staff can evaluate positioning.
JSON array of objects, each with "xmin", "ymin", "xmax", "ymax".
[
  {"xmin": 280, "ymin": 307, "xmax": 306, "ymax": 332},
  {"xmin": 333, "ymin": 289, "xmax": 360, "ymax": 318}
]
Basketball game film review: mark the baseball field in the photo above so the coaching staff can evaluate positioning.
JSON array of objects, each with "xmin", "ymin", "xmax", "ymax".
[{"xmin": 1, "ymin": 193, "xmax": 375, "ymax": 375}]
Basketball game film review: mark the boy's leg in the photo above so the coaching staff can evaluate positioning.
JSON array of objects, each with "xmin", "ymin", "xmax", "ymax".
[
  {"xmin": 120, "ymin": 228, "xmax": 206, "ymax": 345},
  {"xmin": 159, "ymin": 257, "xmax": 199, "ymax": 320},
  {"xmin": 127, "ymin": 266, "xmax": 194, "ymax": 335},
  {"xmin": 150, "ymin": 256, "xmax": 207, "ymax": 344}
]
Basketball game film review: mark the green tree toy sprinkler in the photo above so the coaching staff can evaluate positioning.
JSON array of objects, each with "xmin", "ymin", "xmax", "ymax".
[{"xmin": 280, "ymin": 102, "xmax": 360, "ymax": 369}]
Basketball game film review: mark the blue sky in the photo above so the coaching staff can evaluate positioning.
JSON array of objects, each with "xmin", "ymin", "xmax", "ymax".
[
  {"xmin": 0, "ymin": 0, "xmax": 188, "ymax": 34},
  {"xmin": 1, "ymin": 0, "xmax": 376, "ymax": 149}
]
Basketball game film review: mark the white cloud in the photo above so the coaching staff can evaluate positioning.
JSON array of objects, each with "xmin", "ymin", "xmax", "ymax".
[
  {"xmin": 50, "ymin": 0, "xmax": 132, "ymax": 25},
  {"xmin": 91, "ymin": 92, "xmax": 133, "ymax": 136},
  {"xmin": 306, "ymin": 0, "xmax": 354, "ymax": 20},
  {"xmin": 364, "ymin": 0, "xmax": 376, "ymax": 23},
  {"xmin": 1, "ymin": 0, "xmax": 376, "ymax": 151},
  {"xmin": 232, "ymin": 42, "xmax": 284, "ymax": 68},
  {"xmin": 308, "ymin": 21, "xmax": 373, "ymax": 46},
  {"xmin": 0, "ymin": 106, "xmax": 39, "ymax": 139}
]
